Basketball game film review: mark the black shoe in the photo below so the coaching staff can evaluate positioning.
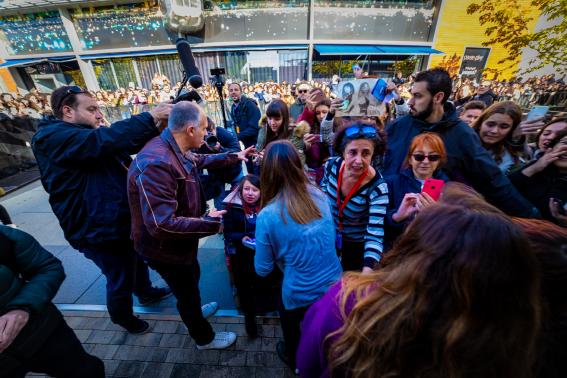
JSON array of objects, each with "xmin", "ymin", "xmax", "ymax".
[
  {"xmin": 138, "ymin": 286, "xmax": 173, "ymax": 306},
  {"xmin": 117, "ymin": 316, "xmax": 150, "ymax": 334},
  {"xmin": 244, "ymin": 314, "xmax": 258, "ymax": 338}
]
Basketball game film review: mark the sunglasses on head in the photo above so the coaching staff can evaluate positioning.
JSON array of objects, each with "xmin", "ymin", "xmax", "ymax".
[
  {"xmin": 57, "ymin": 86, "xmax": 88, "ymax": 108},
  {"xmin": 344, "ymin": 125, "xmax": 377, "ymax": 139},
  {"xmin": 412, "ymin": 153, "xmax": 441, "ymax": 162}
]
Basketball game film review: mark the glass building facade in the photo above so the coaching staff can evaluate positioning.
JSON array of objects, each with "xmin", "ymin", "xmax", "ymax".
[{"xmin": 0, "ymin": 0, "xmax": 442, "ymax": 92}]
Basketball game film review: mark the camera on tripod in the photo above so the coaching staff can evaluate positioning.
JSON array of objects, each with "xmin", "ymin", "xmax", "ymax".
[{"xmin": 210, "ymin": 67, "xmax": 226, "ymax": 88}]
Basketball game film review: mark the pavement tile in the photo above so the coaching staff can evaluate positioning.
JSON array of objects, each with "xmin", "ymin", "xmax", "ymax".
[
  {"xmin": 123, "ymin": 332, "xmax": 163, "ymax": 347},
  {"xmin": 225, "ymin": 323, "xmax": 247, "ymax": 336},
  {"xmin": 192, "ymin": 350, "xmax": 220, "ymax": 365},
  {"xmin": 218, "ymin": 350, "xmax": 247, "ymax": 367},
  {"xmin": 236, "ymin": 336, "xmax": 263, "ymax": 352},
  {"xmin": 214, "ymin": 316, "xmax": 243, "ymax": 324},
  {"xmin": 165, "ymin": 348, "xmax": 194, "ymax": 364},
  {"xmin": 170, "ymin": 363, "xmax": 202, "ymax": 378},
  {"xmin": 246, "ymin": 351, "xmax": 287, "ymax": 368},
  {"xmin": 197, "ymin": 365, "xmax": 231, "ymax": 378},
  {"xmin": 229, "ymin": 366, "xmax": 257, "ymax": 378},
  {"xmin": 261, "ymin": 318, "xmax": 280, "ymax": 325},
  {"xmin": 152, "ymin": 321, "xmax": 180, "ymax": 334},
  {"xmin": 175, "ymin": 322, "xmax": 189, "ymax": 335},
  {"xmin": 159, "ymin": 333, "xmax": 187, "ymax": 348},
  {"xmin": 259, "ymin": 325, "xmax": 276, "ymax": 338},
  {"xmin": 109, "ymin": 331, "xmax": 129, "ymax": 345},
  {"xmin": 140, "ymin": 362, "xmax": 174, "ymax": 378},
  {"xmin": 114, "ymin": 345, "xmax": 169, "ymax": 362},
  {"xmin": 102, "ymin": 359, "xmax": 121, "ymax": 376},
  {"xmin": 90, "ymin": 344, "xmax": 119, "ymax": 360},
  {"xmin": 82, "ymin": 317, "xmax": 111, "ymax": 330},
  {"xmin": 260, "ymin": 337, "xmax": 279, "ymax": 353},
  {"xmin": 182, "ymin": 336, "xmax": 196, "ymax": 349},
  {"xmin": 73, "ymin": 329, "xmax": 92, "ymax": 343},
  {"xmin": 113, "ymin": 360, "xmax": 145, "ymax": 378},
  {"xmin": 255, "ymin": 367, "xmax": 287, "ymax": 378},
  {"xmin": 86, "ymin": 330, "xmax": 117, "ymax": 344}
]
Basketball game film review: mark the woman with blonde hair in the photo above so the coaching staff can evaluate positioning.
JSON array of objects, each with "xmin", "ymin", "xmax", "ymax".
[{"xmin": 298, "ymin": 203, "xmax": 541, "ymax": 378}]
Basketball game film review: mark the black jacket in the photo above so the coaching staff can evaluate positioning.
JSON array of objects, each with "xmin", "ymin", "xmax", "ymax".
[
  {"xmin": 31, "ymin": 113, "xmax": 159, "ymax": 248},
  {"xmin": 197, "ymin": 126, "xmax": 242, "ymax": 183},
  {"xmin": 508, "ymin": 164, "xmax": 567, "ymax": 224},
  {"xmin": 230, "ymin": 96, "xmax": 261, "ymax": 145},
  {"xmin": 0, "ymin": 226, "xmax": 65, "ymax": 371},
  {"xmin": 383, "ymin": 103, "xmax": 538, "ymax": 218}
]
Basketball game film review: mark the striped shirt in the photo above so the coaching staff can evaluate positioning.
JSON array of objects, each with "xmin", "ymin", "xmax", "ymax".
[{"xmin": 321, "ymin": 157, "xmax": 389, "ymax": 266}]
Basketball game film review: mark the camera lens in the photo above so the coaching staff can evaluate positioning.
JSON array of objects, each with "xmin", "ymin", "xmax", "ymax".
[{"xmin": 206, "ymin": 134, "xmax": 218, "ymax": 147}]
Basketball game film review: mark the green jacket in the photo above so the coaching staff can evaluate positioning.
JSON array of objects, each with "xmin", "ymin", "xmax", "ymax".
[{"xmin": 0, "ymin": 225, "xmax": 65, "ymax": 366}]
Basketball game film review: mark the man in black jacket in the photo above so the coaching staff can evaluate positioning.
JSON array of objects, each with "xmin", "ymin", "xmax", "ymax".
[
  {"xmin": 0, "ymin": 225, "xmax": 104, "ymax": 377},
  {"xmin": 32, "ymin": 86, "xmax": 172, "ymax": 334},
  {"xmin": 228, "ymin": 83, "xmax": 260, "ymax": 172},
  {"xmin": 383, "ymin": 69, "xmax": 539, "ymax": 218}
]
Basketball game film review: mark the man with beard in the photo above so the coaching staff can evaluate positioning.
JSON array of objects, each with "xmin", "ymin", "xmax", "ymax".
[
  {"xmin": 382, "ymin": 68, "xmax": 538, "ymax": 218},
  {"xmin": 228, "ymin": 83, "xmax": 261, "ymax": 172}
]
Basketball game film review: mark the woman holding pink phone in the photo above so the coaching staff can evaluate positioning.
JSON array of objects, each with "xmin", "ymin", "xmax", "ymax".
[{"xmin": 384, "ymin": 133, "xmax": 449, "ymax": 248}]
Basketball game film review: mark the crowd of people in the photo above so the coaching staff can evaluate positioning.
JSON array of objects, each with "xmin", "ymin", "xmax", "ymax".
[{"xmin": 1, "ymin": 65, "xmax": 566, "ymax": 378}]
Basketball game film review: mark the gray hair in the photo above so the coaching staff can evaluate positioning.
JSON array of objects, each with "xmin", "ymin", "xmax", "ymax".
[{"xmin": 168, "ymin": 101, "xmax": 203, "ymax": 132}]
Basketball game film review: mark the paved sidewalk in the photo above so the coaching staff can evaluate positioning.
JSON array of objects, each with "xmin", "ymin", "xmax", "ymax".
[{"xmin": 27, "ymin": 311, "xmax": 294, "ymax": 378}]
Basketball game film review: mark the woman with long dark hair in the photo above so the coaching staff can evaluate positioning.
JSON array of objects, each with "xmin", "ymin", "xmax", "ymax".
[
  {"xmin": 297, "ymin": 204, "xmax": 541, "ymax": 378},
  {"xmin": 254, "ymin": 140, "xmax": 342, "ymax": 373},
  {"xmin": 472, "ymin": 101, "xmax": 524, "ymax": 173}
]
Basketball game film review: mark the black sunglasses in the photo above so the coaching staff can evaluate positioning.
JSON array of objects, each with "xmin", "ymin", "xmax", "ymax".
[
  {"xmin": 412, "ymin": 153, "xmax": 441, "ymax": 162},
  {"xmin": 298, "ymin": 89, "xmax": 308, "ymax": 94}
]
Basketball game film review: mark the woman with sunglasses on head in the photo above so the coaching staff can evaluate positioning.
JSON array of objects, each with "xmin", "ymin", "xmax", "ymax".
[
  {"xmin": 321, "ymin": 121, "xmax": 389, "ymax": 273},
  {"xmin": 255, "ymin": 140, "xmax": 342, "ymax": 373},
  {"xmin": 384, "ymin": 133, "xmax": 449, "ymax": 248},
  {"xmin": 472, "ymin": 101, "xmax": 524, "ymax": 173}
]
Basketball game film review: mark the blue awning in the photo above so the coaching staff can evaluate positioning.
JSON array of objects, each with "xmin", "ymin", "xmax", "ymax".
[
  {"xmin": 80, "ymin": 49, "xmax": 177, "ymax": 60},
  {"xmin": 193, "ymin": 44, "xmax": 308, "ymax": 52},
  {"xmin": 315, "ymin": 45, "xmax": 443, "ymax": 56},
  {"xmin": 0, "ymin": 56, "xmax": 76, "ymax": 68}
]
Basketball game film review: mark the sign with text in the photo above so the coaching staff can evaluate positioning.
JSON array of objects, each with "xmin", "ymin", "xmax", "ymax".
[{"xmin": 459, "ymin": 47, "xmax": 491, "ymax": 81}]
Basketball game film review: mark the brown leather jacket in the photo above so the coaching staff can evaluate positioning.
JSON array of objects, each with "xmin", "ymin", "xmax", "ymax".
[{"xmin": 127, "ymin": 128, "xmax": 241, "ymax": 265}]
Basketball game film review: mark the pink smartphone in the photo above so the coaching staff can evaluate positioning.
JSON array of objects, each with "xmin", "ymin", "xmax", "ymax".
[{"xmin": 422, "ymin": 178, "xmax": 444, "ymax": 201}]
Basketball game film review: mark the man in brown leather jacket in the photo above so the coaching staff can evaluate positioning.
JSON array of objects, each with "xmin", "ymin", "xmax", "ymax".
[{"xmin": 127, "ymin": 101, "xmax": 253, "ymax": 350}]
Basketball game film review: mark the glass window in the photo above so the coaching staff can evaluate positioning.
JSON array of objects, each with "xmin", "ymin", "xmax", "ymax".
[
  {"xmin": 70, "ymin": 3, "xmax": 177, "ymax": 50},
  {"xmin": 197, "ymin": 0, "xmax": 309, "ymax": 42},
  {"xmin": 313, "ymin": 0, "xmax": 438, "ymax": 42},
  {"xmin": 92, "ymin": 59, "xmax": 117, "ymax": 91},
  {"xmin": 0, "ymin": 12, "xmax": 72, "ymax": 55}
]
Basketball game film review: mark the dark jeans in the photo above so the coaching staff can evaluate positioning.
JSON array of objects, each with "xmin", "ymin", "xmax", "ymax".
[
  {"xmin": 338, "ymin": 240, "xmax": 365, "ymax": 272},
  {"xmin": 6, "ymin": 319, "xmax": 105, "ymax": 378},
  {"xmin": 278, "ymin": 303, "xmax": 310, "ymax": 370},
  {"xmin": 79, "ymin": 239, "xmax": 153, "ymax": 323},
  {"xmin": 145, "ymin": 258, "xmax": 215, "ymax": 346}
]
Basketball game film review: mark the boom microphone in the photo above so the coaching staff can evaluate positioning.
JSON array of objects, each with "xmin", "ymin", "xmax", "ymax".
[{"xmin": 175, "ymin": 38, "xmax": 203, "ymax": 89}]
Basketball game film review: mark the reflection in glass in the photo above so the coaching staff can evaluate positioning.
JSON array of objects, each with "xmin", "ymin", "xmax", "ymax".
[
  {"xmin": 0, "ymin": 12, "xmax": 72, "ymax": 55},
  {"xmin": 313, "ymin": 0, "xmax": 437, "ymax": 42},
  {"xmin": 70, "ymin": 3, "xmax": 177, "ymax": 50}
]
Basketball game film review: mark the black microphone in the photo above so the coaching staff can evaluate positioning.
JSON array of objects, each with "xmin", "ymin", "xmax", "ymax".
[
  {"xmin": 175, "ymin": 38, "xmax": 203, "ymax": 89},
  {"xmin": 173, "ymin": 88, "xmax": 203, "ymax": 104}
]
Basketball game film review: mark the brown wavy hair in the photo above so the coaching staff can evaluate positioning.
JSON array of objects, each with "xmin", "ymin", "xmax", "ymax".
[
  {"xmin": 328, "ymin": 204, "xmax": 541, "ymax": 378},
  {"xmin": 260, "ymin": 140, "xmax": 321, "ymax": 224}
]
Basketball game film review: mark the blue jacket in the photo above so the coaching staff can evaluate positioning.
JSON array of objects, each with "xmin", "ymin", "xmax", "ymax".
[
  {"xmin": 384, "ymin": 168, "xmax": 449, "ymax": 246},
  {"xmin": 31, "ymin": 113, "xmax": 159, "ymax": 248},
  {"xmin": 230, "ymin": 96, "xmax": 261, "ymax": 145},
  {"xmin": 254, "ymin": 187, "xmax": 342, "ymax": 310},
  {"xmin": 383, "ymin": 103, "xmax": 538, "ymax": 218}
]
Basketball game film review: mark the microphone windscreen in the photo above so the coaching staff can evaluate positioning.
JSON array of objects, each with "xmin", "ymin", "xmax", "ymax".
[{"xmin": 176, "ymin": 38, "xmax": 203, "ymax": 89}]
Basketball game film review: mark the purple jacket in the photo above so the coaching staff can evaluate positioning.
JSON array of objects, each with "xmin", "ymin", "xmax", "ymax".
[
  {"xmin": 297, "ymin": 280, "xmax": 355, "ymax": 378},
  {"xmin": 127, "ymin": 128, "xmax": 240, "ymax": 265}
]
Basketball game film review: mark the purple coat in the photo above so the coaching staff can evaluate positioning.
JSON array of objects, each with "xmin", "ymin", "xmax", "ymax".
[{"xmin": 297, "ymin": 280, "xmax": 356, "ymax": 378}]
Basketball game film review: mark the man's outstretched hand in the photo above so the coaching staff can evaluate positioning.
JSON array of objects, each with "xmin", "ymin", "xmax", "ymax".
[{"xmin": 236, "ymin": 146, "xmax": 256, "ymax": 161}]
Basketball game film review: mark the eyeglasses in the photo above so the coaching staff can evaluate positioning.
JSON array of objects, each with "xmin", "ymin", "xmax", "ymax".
[
  {"xmin": 298, "ymin": 89, "xmax": 308, "ymax": 94},
  {"xmin": 344, "ymin": 125, "xmax": 377, "ymax": 139},
  {"xmin": 57, "ymin": 86, "xmax": 88, "ymax": 109},
  {"xmin": 412, "ymin": 153, "xmax": 441, "ymax": 162}
]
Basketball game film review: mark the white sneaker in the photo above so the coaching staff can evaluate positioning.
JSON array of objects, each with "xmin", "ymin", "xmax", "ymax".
[
  {"xmin": 202, "ymin": 302, "xmax": 219, "ymax": 319},
  {"xmin": 196, "ymin": 331, "xmax": 237, "ymax": 350}
]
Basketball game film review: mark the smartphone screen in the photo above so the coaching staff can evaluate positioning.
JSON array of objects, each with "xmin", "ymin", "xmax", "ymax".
[{"xmin": 527, "ymin": 106, "xmax": 549, "ymax": 121}]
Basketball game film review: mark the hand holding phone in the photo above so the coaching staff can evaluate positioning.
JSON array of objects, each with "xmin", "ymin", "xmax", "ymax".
[{"xmin": 527, "ymin": 106, "xmax": 549, "ymax": 121}]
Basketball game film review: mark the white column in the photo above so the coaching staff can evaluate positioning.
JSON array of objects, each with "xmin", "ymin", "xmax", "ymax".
[
  {"xmin": 307, "ymin": 0, "xmax": 315, "ymax": 81},
  {"xmin": 132, "ymin": 59, "xmax": 142, "ymax": 88},
  {"xmin": 77, "ymin": 58, "xmax": 100, "ymax": 91}
]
